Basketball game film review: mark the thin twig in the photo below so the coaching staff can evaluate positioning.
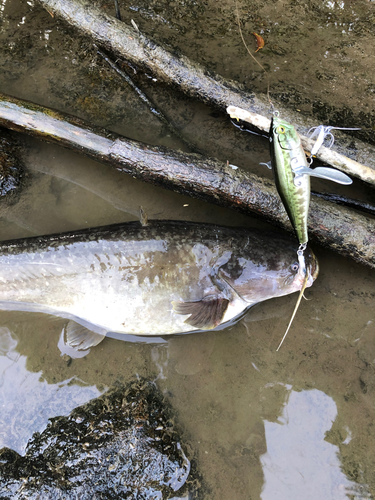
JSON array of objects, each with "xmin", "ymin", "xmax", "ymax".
[
  {"xmin": 113, "ymin": 0, "xmax": 121, "ymax": 21},
  {"xmin": 235, "ymin": 0, "xmax": 273, "ymax": 108},
  {"xmin": 95, "ymin": 46, "xmax": 201, "ymax": 153},
  {"xmin": 235, "ymin": 0, "xmax": 266, "ymax": 74},
  {"xmin": 311, "ymin": 191, "xmax": 375, "ymax": 216},
  {"xmin": 99, "ymin": 2, "xmax": 199, "ymax": 153}
]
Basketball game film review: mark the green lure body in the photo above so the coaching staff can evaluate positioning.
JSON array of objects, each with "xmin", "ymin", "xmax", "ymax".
[{"xmin": 270, "ymin": 115, "xmax": 310, "ymax": 246}]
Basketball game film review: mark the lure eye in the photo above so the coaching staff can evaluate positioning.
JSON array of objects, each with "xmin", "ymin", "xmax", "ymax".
[
  {"xmin": 277, "ymin": 126, "xmax": 286, "ymax": 134},
  {"xmin": 290, "ymin": 263, "xmax": 299, "ymax": 272}
]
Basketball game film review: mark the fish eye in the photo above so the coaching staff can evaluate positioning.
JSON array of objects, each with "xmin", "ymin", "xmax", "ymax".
[
  {"xmin": 290, "ymin": 263, "xmax": 299, "ymax": 272},
  {"xmin": 277, "ymin": 126, "xmax": 286, "ymax": 134}
]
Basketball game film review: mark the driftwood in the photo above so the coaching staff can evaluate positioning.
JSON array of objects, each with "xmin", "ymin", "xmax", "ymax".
[
  {"xmin": 311, "ymin": 192, "xmax": 375, "ymax": 217},
  {"xmin": 0, "ymin": 93, "xmax": 374, "ymax": 268},
  {"xmin": 38, "ymin": 0, "xmax": 375, "ymax": 184}
]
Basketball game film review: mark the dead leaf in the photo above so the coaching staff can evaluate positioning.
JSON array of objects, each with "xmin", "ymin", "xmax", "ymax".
[{"xmin": 252, "ymin": 32, "xmax": 265, "ymax": 53}]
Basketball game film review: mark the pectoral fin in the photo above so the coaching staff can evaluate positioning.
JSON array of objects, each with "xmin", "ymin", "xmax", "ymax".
[
  {"xmin": 65, "ymin": 321, "xmax": 106, "ymax": 350},
  {"xmin": 172, "ymin": 297, "xmax": 229, "ymax": 330}
]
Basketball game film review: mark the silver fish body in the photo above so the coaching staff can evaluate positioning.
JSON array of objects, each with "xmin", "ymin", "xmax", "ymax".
[{"xmin": 0, "ymin": 221, "xmax": 318, "ymax": 345}]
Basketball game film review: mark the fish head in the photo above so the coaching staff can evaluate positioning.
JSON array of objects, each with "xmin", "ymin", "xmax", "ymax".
[
  {"xmin": 268, "ymin": 244, "xmax": 319, "ymax": 293},
  {"xmin": 219, "ymin": 239, "xmax": 319, "ymax": 305},
  {"xmin": 271, "ymin": 115, "xmax": 301, "ymax": 151}
]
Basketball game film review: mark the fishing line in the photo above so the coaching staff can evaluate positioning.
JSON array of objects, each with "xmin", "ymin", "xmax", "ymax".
[{"xmin": 275, "ymin": 239, "xmax": 309, "ymax": 351}]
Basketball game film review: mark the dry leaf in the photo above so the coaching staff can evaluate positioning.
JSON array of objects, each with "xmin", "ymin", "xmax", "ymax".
[{"xmin": 252, "ymin": 32, "xmax": 265, "ymax": 52}]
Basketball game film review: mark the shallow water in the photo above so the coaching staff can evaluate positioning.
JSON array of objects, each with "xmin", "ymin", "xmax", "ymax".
[{"xmin": 0, "ymin": 0, "xmax": 374, "ymax": 498}]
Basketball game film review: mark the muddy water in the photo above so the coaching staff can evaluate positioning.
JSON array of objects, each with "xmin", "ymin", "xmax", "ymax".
[{"xmin": 0, "ymin": 0, "xmax": 374, "ymax": 498}]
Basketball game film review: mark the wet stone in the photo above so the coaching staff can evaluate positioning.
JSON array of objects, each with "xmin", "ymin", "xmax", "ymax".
[{"xmin": 0, "ymin": 379, "xmax": 199, "ymax": 499}]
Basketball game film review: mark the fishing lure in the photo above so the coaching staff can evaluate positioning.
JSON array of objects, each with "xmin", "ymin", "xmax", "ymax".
[
  {"xmin": 270, "ymin": 113, "xmax": 354, "ymax": 247},
  {"xmin": 270, "ymin": 113, "xmax": 311, "ymax": 246},
  {"xmin": 270, "ymin": 114, "xmax": 354, "ymax": 350},
  {"xmin": 227, "ymin": 107, "xmax": 316, "ymax": 350}
]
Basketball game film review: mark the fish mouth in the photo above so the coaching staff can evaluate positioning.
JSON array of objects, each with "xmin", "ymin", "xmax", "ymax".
[{"xmin": 293, "ymin": 247, "xmax": 319, "ymax": 289}]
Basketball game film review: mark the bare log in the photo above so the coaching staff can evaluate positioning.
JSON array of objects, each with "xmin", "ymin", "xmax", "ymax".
[
  {"xmin": 0, "ymin": 93, "xmax": 374, "ymax": 268},
  {"xmin": 38, "ymin": 0, "xmax": 375, "ymax": 183}
]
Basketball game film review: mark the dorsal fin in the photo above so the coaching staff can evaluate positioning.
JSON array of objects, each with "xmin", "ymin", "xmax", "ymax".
[{"xmin": 172, "ymin": 296, "xmax": 229, "ymax": 330}]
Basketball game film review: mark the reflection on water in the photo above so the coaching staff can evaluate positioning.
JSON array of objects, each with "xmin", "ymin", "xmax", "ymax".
[
  {"xmin": 261, "ymin": 389, "xmax": 371, "ymax": 499},
  {"xmin": 0, "ymin": 327, "xmax": 104, "ymax": 455}
]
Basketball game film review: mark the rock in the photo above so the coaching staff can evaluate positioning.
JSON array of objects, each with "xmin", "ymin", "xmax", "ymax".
[{"xmin": 0, "ymin": 379, "xmax": 198, "ymax": 499}]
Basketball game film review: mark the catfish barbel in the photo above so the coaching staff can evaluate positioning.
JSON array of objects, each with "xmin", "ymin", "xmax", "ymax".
[{"xmin": 0, "ymin": 220, "xmax": 318, "ymax": 350}]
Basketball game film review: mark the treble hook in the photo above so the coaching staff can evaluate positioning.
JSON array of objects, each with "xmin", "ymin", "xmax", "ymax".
[{"xmin": 307, "ymin": 125, "xmax": 361, "ymax": 158}]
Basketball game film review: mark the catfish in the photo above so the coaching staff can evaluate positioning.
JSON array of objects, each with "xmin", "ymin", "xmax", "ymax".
[{"xmin": 0, "ymin": 220, "xmax": 318, "ymax": 350}]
